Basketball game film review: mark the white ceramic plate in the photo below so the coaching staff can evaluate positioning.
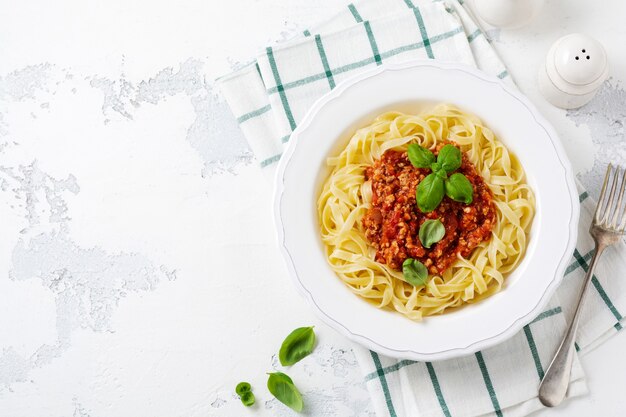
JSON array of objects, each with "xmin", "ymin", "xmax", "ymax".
[{"xmin": 273, "ymin": 60, "xmax": 579, "ymax": 361}]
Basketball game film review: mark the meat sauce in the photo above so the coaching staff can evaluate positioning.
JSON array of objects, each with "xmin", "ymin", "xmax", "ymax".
[{"xmin": 362, "ymin": 146, "xmax": 496, "ymax": 274}]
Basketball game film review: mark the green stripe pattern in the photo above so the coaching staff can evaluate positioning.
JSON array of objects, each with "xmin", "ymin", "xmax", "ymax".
[
  {"xmin": 523, "ymin": 325, "xmax": 544, "ymax": 380},
  {"xmin": 364, "ymin": 305, "xmax": 565, "ymax": 381},
  {"xmin": 579, "ymin": 191, "xmax": 589, "ymax": 202},
  {"xmin": 412, "ymin": 7, "xmax": 435, "ymax": 59},
  {"xmin": 425, "ymin": 362, "xmax": 452, "ymax": 417},
  {"xmin": 365, "ymin": 359, "xmax": 417, "ymax": 381},
  {"xmin": 363, "ymin": 21, "xmax": 383, "ymax": 65},
  {"xmin": 236, "ymin": 104, "xmax": 271, "ymax": 124},
  {"xmin": 260, "ymin": 153, "xmax": 282, "ymax": 167},
  {"xmin": 265, "ymin": 27, "xmax": 463, "ymax": 95},
  {"xmin": 370, "ymin": 351, "xmax": 398, "ymax": 417},
  {"xmin": 265, "ymin": 47, "xmax": 297, "ymax": 131},
  {"xmin": 525, "ymin": 306, "xmax": 564, "ymax": 380},
  {"xmin": 381, "ymin": 27, "xmax": 461, "ymax": 59},
  {"xmin": 592, "ymin": 277, "xmax": 624, "ymax": 331},
  {"xmin": 467, "ymin": 29, "xmax": 482, "ymax": 43},
  {"xmin": 314, "ymin": 34, "xmax": 336, "ymax": 89},
  {"xmin": 573, "ymin": 249, "xmax": 623, "ymax": 330},
  {"xmin": 530, "ymin": 306, "xmax": 562, "ymax": 324},
  {"xmin": 348, "ymin": 3, "xmax": 363, "ymax": 22},
  {"xmin": 475, "ymin": 352, "xmax": 503, "ymax": 417},
  {"xmin": 565, "ymin": 249, "xmax": 593, "ymax": 276}
]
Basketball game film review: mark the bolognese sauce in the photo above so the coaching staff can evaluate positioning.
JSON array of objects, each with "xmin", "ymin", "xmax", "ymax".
[{"xmin": 362, "ymin": 145, "xmax": 496, "ymax": 275}]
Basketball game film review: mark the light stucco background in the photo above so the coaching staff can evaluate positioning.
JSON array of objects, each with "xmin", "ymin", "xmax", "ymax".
[{"xmin": 1, "ymin": 0, "xmax": 625, "ymax": 416}]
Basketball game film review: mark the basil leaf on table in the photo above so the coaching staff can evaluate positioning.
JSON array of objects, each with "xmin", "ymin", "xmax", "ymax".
[
  {"xmin": 407, "ymin": 144, "xmax": 435, "ymax": 168},
  {"xmin": 240, "ymin": 391, "xmax": 255, "ymax": 407},
  {"xmin": 419, "ymin": 219, "xmax": 446, "ymax": 249},
  {"xmin": 278, "ymin": 326, "xmax": 316, "ymax": 366},
  {"xmin": 445, "ymin": 173, "xmax": 474, "ymax": 204},
  {"xmin": 267, "ymin": 372, "xmax": 304, "ymax": 412},
  {"xmin": 235, "ymin": 382, "xmax": 251, "ymax": 395},
  {"xmin": 437, "ymin": 144, "xmax": 462, "ymax": 173},
  {"xmin": 402, "ymin": 258, "xmax": 428, "ymax": 286},
  {"xmin": 416, "ymin": 173, "xmax": 445, "ymax": 213},
  {"xmin": 235, "ymin": 382, "xmax": 255, "ymax": 407}
]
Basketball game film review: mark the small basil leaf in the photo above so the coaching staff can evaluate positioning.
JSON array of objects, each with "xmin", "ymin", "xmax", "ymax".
[
  {"xmin": 267, "ymin": 372, "xmax": 304, "ymax": 412},
  {"xmin": 407, "ymin": 144, "xmax": 435, "ymax": 168},
  {"xmin": 445, "ymin": 173, "xmax": 474, "ymax": 204},
  {"xmin": 279, "ymin": 326, "xmax": 316, "ymax": 366},
  {"xmin": 235, "ymin": 382, "xmax": 251, "ymax": 395},
  {"xmin": 430, "ymin": 162, "xmax": 441, "ymax": 172},
  {"xmin": 435, "ymin": 169, "xmax": 447, "ymax": 180},
  {"xmin": 240, "ymin": 391, "xmax": 255, "ymax": 407},
  {"xmin": 419, "ymin": 219, "xmax": 446, "ymax": 249},
  {"xmin": 402, "ymin": 258, "xmax": 429, "ymax": 286},
  {"xmin": 416, "ymin": 173, "xmax": 445, "ymax": 213},
  {"xmin": 437, "ymin": 144, "xmax": 462, "ymax": 173}
]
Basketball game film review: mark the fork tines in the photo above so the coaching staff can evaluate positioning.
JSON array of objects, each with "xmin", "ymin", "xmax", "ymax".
[{"xmin": 595, "ymin": 164, "xmax": 626, "ymax": 232}]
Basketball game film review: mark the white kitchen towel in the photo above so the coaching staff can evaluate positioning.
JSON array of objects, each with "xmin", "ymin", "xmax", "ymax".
[
  {"xmin": 216, "ymin": 1, "xmax": 626, "ymax": 416},
  {"xmin": 218, "ymin": 0, "xmax": 509, "ymax": 178}
]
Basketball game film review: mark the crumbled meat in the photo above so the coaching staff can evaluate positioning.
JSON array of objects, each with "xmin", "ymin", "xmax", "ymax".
[{"xmin": 361, "ymin": 145, "xmax": 496, "ymax": 274}]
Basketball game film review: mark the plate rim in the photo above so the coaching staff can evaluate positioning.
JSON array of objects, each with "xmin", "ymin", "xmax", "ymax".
[{"xmin": 273, "ymin": 59, "xmax": 580, "ymax": 361}]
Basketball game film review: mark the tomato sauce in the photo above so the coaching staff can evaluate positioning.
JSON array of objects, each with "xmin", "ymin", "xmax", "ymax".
[{"xmin": 362, "ymin": 146, "xmax": 496, "ymax": 274}]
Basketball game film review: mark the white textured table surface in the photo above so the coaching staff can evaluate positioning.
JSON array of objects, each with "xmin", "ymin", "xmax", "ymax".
[{"xmin": 1, "ymin": 1, "xmax": 625, "ymax": 416}]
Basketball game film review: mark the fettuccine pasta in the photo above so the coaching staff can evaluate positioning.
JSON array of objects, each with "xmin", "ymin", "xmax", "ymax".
[{"xmin": 318, "ymin": 104, "xmax": 535, "ymax": 320}]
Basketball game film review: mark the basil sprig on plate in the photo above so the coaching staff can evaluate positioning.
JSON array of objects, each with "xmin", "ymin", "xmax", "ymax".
[
  {"xmin": 437, "ymin": 143, "xmax": 462, "ymax": 172},
  {"xmin": 445, "ymin": 173, "xmax": 474, "ymax": 204},
  {"xmin": 402, "ymin": 258, "xmax": 428, "ymax": 286},
  {"xmin": 407, "ymin": 143, "xmax": 474, "ymax": 212},
  {"xmin": 419, "ymin": 219, "xmax": 445, "ymax": 249},
  {"xmin": 235, "ymin": 382, "xmax": 255, "ymax": 406},
  {"xmin": 408, "ymin": 143, "xmax": 435, "ymax": 167},
  {"xmin": 416, "ymin": 173, "xmax": 444, "ymax": 212},
  {"xmin": 267, "ymin": 372, "xmax": 304, "ymax": 412},
  {"xmin": 279, "ymin": 326, "xmax": 316, "ymax": 366}
]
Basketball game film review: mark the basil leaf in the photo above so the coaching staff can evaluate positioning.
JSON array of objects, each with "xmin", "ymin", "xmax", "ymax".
[
  {"xmin": 407, "ymin": 144, "xmax": 435, "ymax": 168},
  {"xmin": 235, "ymin": 382, "xmax": 251, "ymax": 395},
  {"xmin": 416, "ymin": 173, "xmax": 445, "ymax": 213},
  {"xmin": 435, "ymin": 169, "xmax": 447, "ymax": 180},
  {"xmin": 445, "ymin": 173, "xmax": 474, "ymax": 204},
  {"xmin": 402, "ymin": 258, "xmax": 428, "ymax": 286},
  {"xmin": 437, "ymin": 144, "xmax": 462, "ymax": 173},
  {"xmin": 430, "ymin": 162, "xmax": 441, "ymax": 172},
  {"xmin": 240, "ymin": 391, "xmax": 255, "ymax": 407},
  {"xmin": 267, "ymin": 372, "xmax": 304, "ymax": 412},
  {"xmin": 419, "ymin": 219, "xmax": 446, "ymax": 249},
  {"xmin": 279, "ymin": 326, "xmax": 316, "ymax": 366}
]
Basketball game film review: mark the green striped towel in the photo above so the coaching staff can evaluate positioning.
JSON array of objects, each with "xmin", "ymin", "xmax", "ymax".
[
  {"xmin": 218, "ymin": 0, "xmax": 509, "ymax": 175},
  {"xmin": 217, "ymin": 1, "xmax": 626, "ymax": 416}
]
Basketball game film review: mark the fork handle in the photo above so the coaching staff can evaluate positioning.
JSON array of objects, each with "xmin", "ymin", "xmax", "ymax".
[{"xmin": 538, "ymin": 242, "xmax": 607, "ymax": 407}]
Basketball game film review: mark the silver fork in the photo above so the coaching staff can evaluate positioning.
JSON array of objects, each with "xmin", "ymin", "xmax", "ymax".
[{"xmin": 538, "ymin": 164, "xmax": 626, "ymax": 407}]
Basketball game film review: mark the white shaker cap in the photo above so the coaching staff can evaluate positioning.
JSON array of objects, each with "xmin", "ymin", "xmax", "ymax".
[
  {"xmin": 539, "ymin": 33, "xmax": 609, "ymax": 109},
  {"xmin": 472, "ymin": 0, "xmax": 545, "ymax": 29}
]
